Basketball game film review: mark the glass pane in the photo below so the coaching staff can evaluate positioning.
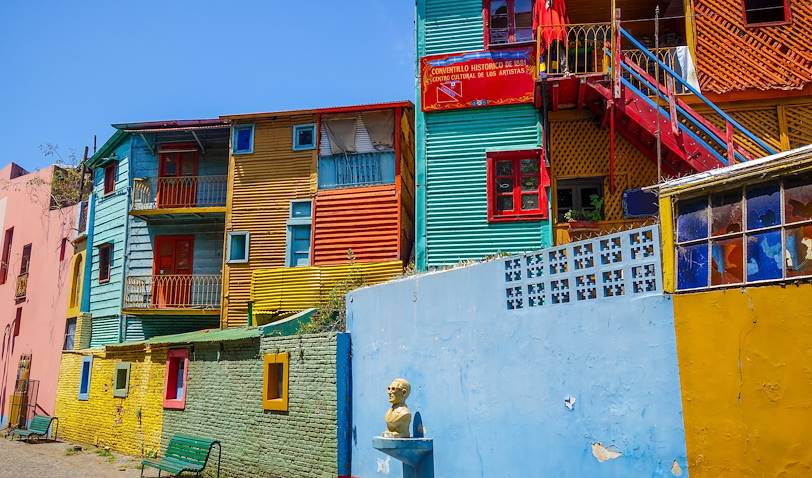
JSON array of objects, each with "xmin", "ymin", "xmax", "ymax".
[
  {"xmin": 785, "ymin": 224, "xmax": 812, "ymax": 278},
  {"xmin": 557, "ymin": 188, "xmax": 573, "ymax": 209},
  {"xmin": 677, "ymin": 243, "xmax": 709, "ymax": 290},
  {"xmin": 580, "ymin": 187, "xmax": 600, "ymax": 209},
  {"xmin": 521, "ymin": 194, "xmax": 539, "ymax": 210},
  {"xmin": 236, "ymin": 128, "xmax": 252, "ymax": 151},
  {"xmin": 515, "ymin": 28, "xmax": 533, "ymax": 42},
  {"xmin": 497, "ymin": 195, "xmax": 513, "ymax": 211},
  {"xmin": 711, "ymin": 236, "xmax": 744, "ymax": 285},
  {"xmin": 746, "ymin": 183, "xmax": 780, "ymax": 230},
  {"xmin": 291, "ymin": 201, "xmax": 312, "ymax": 218},
  {"xmin": 677, "ymin": 197, "xmax": 708, "ymax": 242},
  {"xmin": 521, "ymin": 175, "xmax": 539, "ymax": 191},
  {"xmin": 229, "ymin": 234, "xmax": 247, "ymax": 261},
  {"xmin": 746, "ymin": 230, "xmax": 782, "ymax": 282},
  {"xmin": 490, "ymin": 0, "xmax": 507, "ymax": 14},
  {"xmin": 490, "ymin": 29, "xmax": 509, "ymax": 44},
  {"xmin": 520, "ymin": 159, "xmax": 539, "ymax": 174},
  {"xmin": 297, "ymin": 127, "xmax": 314, "ymax": 148},
  {"xmin": 711, "ymin": 191, "xmax": 742, "ymax": 236},
  {"xmin": 162, "ymin": 154, "xmax": 178, "ymax": 175},
  {"xmin": 496, "ymin": 177, "xmax": 514, "ymax": 193},
  {"xmin": 495, "ymin": 160, "xmax": 513, "ymax": 176},
  {"xmin": 784, "ymin": 173, "xmax": 812, "ymax": 223},
  {"xmin": 293, "ymin": 226, "xmax": 311, "ymax": 241},
  {"xmin": 180, "ymin": 152, "xmax": 196, "ymax": 175}
]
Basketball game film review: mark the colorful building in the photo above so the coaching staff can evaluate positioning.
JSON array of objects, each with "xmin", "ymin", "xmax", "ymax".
[
  {"xmin": 83, "ymin": 120, "xmax": 229, "ymax": 347},
  {"xmin": 220, "ymin": 102, "xmax": 415, "ymax": 326},
  {"xmin": 415, "ymin": 0, "xmax": 812, "ymax": 270},
  {"xmin": 0, "ymin": 163, "xmax": 78, "ymax": 428}
]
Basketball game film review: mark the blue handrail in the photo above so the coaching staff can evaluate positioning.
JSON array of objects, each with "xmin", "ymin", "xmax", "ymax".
[
  {"xmin": 618, "ymin": 62, "xmax": 749, "ymax": 164},
  {"xmin": 618, "ymin": 27, "xmax": 777, "ymax": 157}
]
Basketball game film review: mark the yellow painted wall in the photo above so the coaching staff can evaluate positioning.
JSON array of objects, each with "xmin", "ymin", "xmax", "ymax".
[
  {"xmin": 54, "ymin": 346, "xmax": 167, "ymax": 456},
  {"xmin": 673, "ymin": 285, "xmax": 812, "ymax": 477},
  {"xmin": 223, "ymin": 114, "xmax": 318, "ymax": 327}
]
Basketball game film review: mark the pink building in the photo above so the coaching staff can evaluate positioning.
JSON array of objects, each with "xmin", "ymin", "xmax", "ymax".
[{"xmin": 0, "ymin": 162, "xmax": 78, "ymax": 428}]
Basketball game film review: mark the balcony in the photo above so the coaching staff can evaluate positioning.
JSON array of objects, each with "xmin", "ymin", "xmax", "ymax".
[
  {"xmin": 15, "ymin": 273, "xmax": 28, "ymax": 300},
  {"xmin": 123, "ymin": 274, "xmax": 222, "ymax": 316},
  {"xmin": 130, "ymin": 175, "xmax": 227, "ymax": 220}
]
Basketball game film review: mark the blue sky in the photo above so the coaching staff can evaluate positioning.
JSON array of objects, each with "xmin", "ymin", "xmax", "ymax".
[{"xmin": 0, "ymin": 1, "xmax": 416, "ymax": 170}]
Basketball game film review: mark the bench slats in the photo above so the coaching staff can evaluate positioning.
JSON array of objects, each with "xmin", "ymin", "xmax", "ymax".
[{"xmin": 142, "ymin": 434, "xmax": 220, "ymax": 476}]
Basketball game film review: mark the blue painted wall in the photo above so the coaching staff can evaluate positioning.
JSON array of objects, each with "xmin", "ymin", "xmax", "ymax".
[{"xmin": 347, "ymin": 260, "xmax": 688, "ymax": 477}]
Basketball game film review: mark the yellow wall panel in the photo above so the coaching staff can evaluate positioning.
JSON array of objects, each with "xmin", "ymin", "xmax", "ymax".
[
  {"xmin": 54, "ymin": 347, "xmax": 167, "ymax": 457},
  {"xmin": 673, "ymin": 286, "xmax": 812, "ymax": 477}
]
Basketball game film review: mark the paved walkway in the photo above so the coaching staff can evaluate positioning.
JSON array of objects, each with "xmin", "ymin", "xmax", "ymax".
[{"xmin": 0, "ymin": 437, "xmax": 149, "ymax": 478}]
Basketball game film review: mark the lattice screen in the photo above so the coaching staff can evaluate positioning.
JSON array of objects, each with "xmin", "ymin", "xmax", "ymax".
[
  {"xmin": 504, "ymin": 225, "xmax": 662, "ymax": 311},
  {"xmin": 787, "ymin": 104, "xmax": 812, "ymax": 149}
]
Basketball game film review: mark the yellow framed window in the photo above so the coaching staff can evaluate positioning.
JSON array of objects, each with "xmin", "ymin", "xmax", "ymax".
[{"xmin": 263, "ymin": 352, "xmax": 289, "ymax": 411}]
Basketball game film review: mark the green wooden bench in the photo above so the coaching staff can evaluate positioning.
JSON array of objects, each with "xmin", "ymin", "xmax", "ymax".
[
  {"xmin": 8, "ymin": 415, "xmax": 57, "ymax": 442},
  {"xmin": 141, "ymin": 434, "xmax": 221, "ymax": 478}
]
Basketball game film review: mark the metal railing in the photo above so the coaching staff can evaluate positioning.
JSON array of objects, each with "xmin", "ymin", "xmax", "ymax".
[
  {"xmin": 537, "ymin": 22, "xmax": 612, "ymax": 78},
  {"xmin": 15, "ymin": 273, "xmax": 28, "ymax": 300},
  {"xmin": 622, "ymin": 47, "xmax": 691, "ymax": 95},
  {"xmin": 124, "ymin": 274, "xmax": 222, "ymax": 309},
  {"xmin": 131, "ymin": 175, "xmax": 227, "ymax": 210}
]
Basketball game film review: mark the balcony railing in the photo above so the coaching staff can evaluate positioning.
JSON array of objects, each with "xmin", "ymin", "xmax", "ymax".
[
  {"xmin": 124, "ymin": 274, "xmax": 222, "ymax": 310},
  {"xmin": 318, "ymin": 152, "xmax": 395, "ymax": 189},
  {"xmin": 15, "ymin": 273, "xmax": 28, "ymax": 300},
  {"xmin": 131, "ymin": 175, "xmax": 227, "ymax": 210},
  {"xmin": 623, "ymin": 47, "xmax": 691, "ymax": 95}
]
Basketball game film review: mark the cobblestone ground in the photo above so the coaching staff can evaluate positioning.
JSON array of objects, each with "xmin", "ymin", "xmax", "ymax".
[{"xmin": 0, "ymin": 438, "xmax": 150, "ymax": 478}]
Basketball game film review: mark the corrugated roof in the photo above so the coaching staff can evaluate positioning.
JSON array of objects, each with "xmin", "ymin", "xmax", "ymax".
[
  {"xmin": 221, "ymin": 100, "xmax": 414, "ymax": 121},
  {"xmin": 105, "ymin": 327, "xmax": 259, "ymax": 350},
  {"xmin": 658, "ymin": 144, "xmax": 812, "ymax": 196},
  {"xmin": 111, "ymin": 119, "xmax": 228, "ymax": 130}
]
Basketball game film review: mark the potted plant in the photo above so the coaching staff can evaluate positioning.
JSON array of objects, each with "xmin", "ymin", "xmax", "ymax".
[{"xmin": 564, "ymin": 194, "xmax": 604, "ymax": 230}]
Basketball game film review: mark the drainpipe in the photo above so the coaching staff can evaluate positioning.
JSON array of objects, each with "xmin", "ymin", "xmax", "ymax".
[
  {"xmin": 80, "ymin": 194, "xmax": 96, "ymax": 314},
  {"xmin": 247, "ymin": 301, "xmax": 253, "ymax": 327},
  {"xmin": 117, "ymin": 143, "xmax": 135, "ymax": 344}
]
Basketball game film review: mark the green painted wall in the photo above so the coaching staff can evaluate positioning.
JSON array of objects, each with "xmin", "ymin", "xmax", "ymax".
[{"xmin": 161, "ymin": 333, "xmax": 340, "ymax": 478}]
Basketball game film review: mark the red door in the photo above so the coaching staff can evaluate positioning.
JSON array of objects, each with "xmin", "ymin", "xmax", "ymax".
[
  {"xmin": 152, "ymin": 236, "xmax": 194, "ymax": 308},
  {"xmin": 157, "ymin": 146, "xmax": 198, "ymax": 208}
]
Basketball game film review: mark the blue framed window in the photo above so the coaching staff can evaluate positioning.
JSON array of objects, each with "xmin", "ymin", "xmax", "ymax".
[
  {"xmin": 293, "ymin": 124, "xmax": 316, "ymax": 151},
  {"xmin": 78, "ymin": 355, "xmax": 93, "ymax": 400},
  {"xmin": 227, "ymin": 232, "xmax": 250, "ymax": 264},
  {"xmin": 286, "ymin": 200, "xmax": 312, "ymax": 267},
  {"xmin": 233, "ymin": 124, "xmax": 255, "ymax": 154},
  {"xmin": 675, "ymin": 173, "xmax": 812, "ymax": 290}
]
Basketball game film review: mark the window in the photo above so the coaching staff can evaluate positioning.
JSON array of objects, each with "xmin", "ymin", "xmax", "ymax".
[
  {"xmin": 293, "ymin": 124, "xmax": 317, "ymax": 151},
  {"xmin": 13, "ymin": 308, "xmax": 21, "ymax": 337},
  {"xmin": 63, "ymin": 318, "xmax": 76, "ymax": 350},
  {"xmin": 232, "ymin": 124, "xmax": 255, "ymax": 154},
  {"xmin": 286, "ymin": 201, "xmax": 312, "ymax": 266},
  {"xmin": 486, "ymin": 0, "xmax": 533, "ymax": 46},
  {"xmin": 226, "ymin": 232, "xmax": 250, "ymax": 264},
  {"xmin": 556, "ymin": 178, "xmax": 604, "ymax": 222},
  {"xmin": 69, "ymin": 255, "xmax": 83, "ymax": 308},
  {"xmin": 60, "ymin": 238, "xmax": 68, "ymax": 261},
  {"xmin": 163, "ymin": 349, "xmax": 188, "ymax": 409},
  {"xmin": 675, "ymin": 173, "xmax": 812, "ymax": 291},
  {"xmin": 743, "ymin": 0, "xmax": 790, "ymax": 26},
  {"xmin": 19, "ymin": 244, "xmax": 31, "ymax": 275},
  {"xmin": 486, "ymin": 150, "xmax": 549, "ymax": 222},
  {"xmin": 113, "ymin": 362, "xmax": 131, "ymax": 398},
  {"xmin": 262, "ymin": 352, "xmax": 289, "ymax": 411},
  {"xmin": 0, "ymin": 227, "xmax": 13, "ymax": 284},
  {"xmin": 103, "ymin": 163, "xmax": 116, "ymax": 195},
  {"xmin": 78, "ymin": 355, "xmax": 93, "ymax": 400},
  {"xmin": 98, "ymin": 243, "xmax": 112, "ymax": 283}
]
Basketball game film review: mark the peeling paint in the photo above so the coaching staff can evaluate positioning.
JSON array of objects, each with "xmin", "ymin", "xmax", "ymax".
[
  {"xmin": 564, "ymin": 395, "xmax": 576, "ymax": 410},
  {"xmin": 671, "ymin": 459, "xmax": 683, "ymax": 476},
  {"xmin": 376, "ymin": 456, "xmax": 390, "ymax": 474},
  {"xmin": 591, "ymin": 442, "xmax": 622, "ymax": 462}
]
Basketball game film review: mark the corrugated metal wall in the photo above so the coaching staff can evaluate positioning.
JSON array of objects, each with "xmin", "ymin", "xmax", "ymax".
[
  {"xmin": 424, "ymin": 105, "xmax": 549, "ymax": 267},
  {"xmin": 419, "ymin": 0, "xmax": 484, "ymax": 56},
  {"xmin": 312, "ymin": 185, "xmax": 400, "ymax": 265},
  {"xmin": 124, "ymin": 316, "xmax": 219, "ymax": 342},
  {"xmin": 251, "ymin": 260, "xmax": 403, "ymax": 313},
  {"xmin": 223, "ymin": 115, "xmax": 317, "ymax": 327},
  {"xmin": 89, "ymin": 315, "xmax": 120, "ymax": 348},
  {"xmin": 399, "ymin": 109, "xmax": 416, "ymax": 263}
]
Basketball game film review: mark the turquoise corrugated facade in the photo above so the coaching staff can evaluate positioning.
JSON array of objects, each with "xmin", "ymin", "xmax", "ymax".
[{"xmin": 416, "ymin": 0, "xmax": 552, "ymax": 269}]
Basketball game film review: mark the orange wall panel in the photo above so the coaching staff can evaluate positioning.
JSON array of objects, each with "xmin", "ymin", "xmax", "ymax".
[{"xmin": 313, "ymin": 185, "xmax": 400, "ymax": 265}]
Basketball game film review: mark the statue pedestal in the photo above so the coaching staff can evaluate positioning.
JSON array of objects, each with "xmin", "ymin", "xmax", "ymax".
[{"xmin": 372, "ymin": 437, "xmax": 434, "ymax": 478}]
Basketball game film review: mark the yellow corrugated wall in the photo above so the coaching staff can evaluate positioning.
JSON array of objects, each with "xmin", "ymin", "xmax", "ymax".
[
  {"xmin": 223, "ymin": 114, "xmax": 318, "ymax": 327},
  {"xmin": 251, "ymin": 260, "xmax": 403, "ymax": 313},
  {"xmin": 54, "ymin": 346, "xmax": 166, "ymax": 456}
]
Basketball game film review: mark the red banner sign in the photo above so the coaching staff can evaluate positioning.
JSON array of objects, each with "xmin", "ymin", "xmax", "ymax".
[{"xmin": 421, "ymin": 47, "xmax": 535, "ymax": 112}]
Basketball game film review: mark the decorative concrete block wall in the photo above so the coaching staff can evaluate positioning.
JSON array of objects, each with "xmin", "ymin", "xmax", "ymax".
[
  {"xmin": 54, "ymin": 346, "xmax": 167, "ymax": 456},
  {"xmin": 161, "ymin": 333, "xmax": 345, "ymax": 478}
]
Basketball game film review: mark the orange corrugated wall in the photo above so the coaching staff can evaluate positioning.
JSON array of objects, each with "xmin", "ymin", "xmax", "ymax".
[{"xmin": 312, "ymin": 184, "xmax": 400, "ymax": 265}]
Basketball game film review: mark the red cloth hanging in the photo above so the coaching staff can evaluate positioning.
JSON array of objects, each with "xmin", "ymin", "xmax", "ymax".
[{"xmin": 533, "ymin": 0, "xmax": 570, "ymax": 47}]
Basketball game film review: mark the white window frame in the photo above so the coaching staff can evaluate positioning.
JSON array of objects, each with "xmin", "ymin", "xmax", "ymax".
[{"xmin": 226, "ymin": 231, "xmax": 250, "ymax": 264}]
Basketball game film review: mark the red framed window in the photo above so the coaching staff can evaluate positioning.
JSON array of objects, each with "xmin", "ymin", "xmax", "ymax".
[
  {"xmin": 98, "ymin": 243, "xmax": 112, "ymax": 283},
  {"xmin": 103, "ymin": 163, "xmax": 116, "ymax": 195},
  {"xmin": 163, "ymin": 348, "xmax": 189, "ymax": 409},
  {"xmin": 0, "ymin": 227, "xmax": 13, "ymax": 284},
  {"xmin": 486, "ymin": 150, "xmax": 549, "ymax": 222},
  {"xmin": 484, "ymin": 0, "xmax": 533, "ymax": 47},
  {"xmin": 743, "ymin": 0, "xmax": 791, "ymax": 27}
]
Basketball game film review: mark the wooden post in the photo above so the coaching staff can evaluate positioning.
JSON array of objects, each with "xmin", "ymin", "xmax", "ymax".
[{"xmin": 655, "ymin": 5, "xmax": 662, "ymax": 181}]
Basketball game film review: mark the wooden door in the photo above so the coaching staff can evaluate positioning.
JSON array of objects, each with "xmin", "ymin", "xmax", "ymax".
[
  {"xmin": 152, "ymin": 236, "xmax": 194, "ymax": 308},
  {"xmin": 9, "ymin": 354, "xmax": 32, "ymax": 428},
  {"xmin": 157, "ymin": 148, "xmax": 198, "ymax": 208}
]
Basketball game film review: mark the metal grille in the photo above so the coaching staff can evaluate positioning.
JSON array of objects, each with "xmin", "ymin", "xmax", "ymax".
[
  {"xmin": 131, "ymin": 175, "xmax": 227, "ymax": 210},
  {"xmin": 504, "ymin": 225, "xmax": 662, "ymax": 311}
]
